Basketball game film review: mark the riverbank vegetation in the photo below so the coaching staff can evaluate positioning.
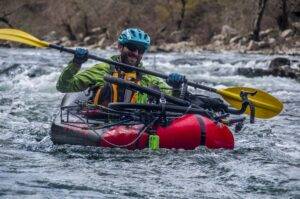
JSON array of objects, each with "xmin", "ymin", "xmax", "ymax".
[{"xmin": 0, "ymin": 0, "xmax": 299, "ymax": 54}]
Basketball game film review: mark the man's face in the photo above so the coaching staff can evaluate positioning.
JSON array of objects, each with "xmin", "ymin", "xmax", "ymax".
[{"xmin": 119, "ymin": 44, "xmax": 145, "ymax": 66}]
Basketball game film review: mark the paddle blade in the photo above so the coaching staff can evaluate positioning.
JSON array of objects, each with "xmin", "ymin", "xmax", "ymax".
[
  {"xmin": 218, "ymin": 87, "xmax": 283, "ymax": 119},
  {"xmin": 0, "ymin": 29, "xmax": 49, "ymax": 47}
]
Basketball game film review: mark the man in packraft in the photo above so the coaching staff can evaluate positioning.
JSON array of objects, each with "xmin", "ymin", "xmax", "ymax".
[{"xmin": 56, "ymin": 28, "xmax": 185, "ymax": 106}]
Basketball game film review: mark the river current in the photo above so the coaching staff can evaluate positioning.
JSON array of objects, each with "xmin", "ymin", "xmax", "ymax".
[{"xmin": 0, "ymin": 48, "xmax": 299, "ymax": 198}]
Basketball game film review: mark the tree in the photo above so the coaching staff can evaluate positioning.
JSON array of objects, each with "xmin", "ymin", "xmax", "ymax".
[
  {"xmin": 277, "ymin": 0, "xmax": 289, "ymax": 31},
  {"xmin": 0, "ymin": 4, "xmax": 18, "ymax": 28},
  {"xmin": 0, "ymin": 14, "xmax": 13, "ymax": 28},
  {"xmin": 177, "ymin": 0, "xmax": 187, "ymax": 30},
  {"xmin": 250, "ymin": 0, "xmax": 268, "ymax": 41}
]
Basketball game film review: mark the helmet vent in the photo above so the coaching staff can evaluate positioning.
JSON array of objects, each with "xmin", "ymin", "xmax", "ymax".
[{"xmin": 130, "ymin": 29, "xmax": 136, "ymax": 37}]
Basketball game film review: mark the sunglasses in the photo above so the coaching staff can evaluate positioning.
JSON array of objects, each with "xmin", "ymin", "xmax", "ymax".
[{"xmin": 125, "ymin": 43, "xmax": 146, "ymax": 54}]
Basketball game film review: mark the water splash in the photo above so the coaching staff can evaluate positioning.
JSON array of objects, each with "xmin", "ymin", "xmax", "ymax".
[{"xmin": 0, "ymin": 48, "xmax": 299, "ymax": 198}]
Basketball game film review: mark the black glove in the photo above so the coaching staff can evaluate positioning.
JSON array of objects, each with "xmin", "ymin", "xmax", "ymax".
[
  {"xmin": 72, "ymin": 48, "xmax": 88, "ymax": 65},
  {"xmin": 192, "ymin": 95, "xmax": 228, "ymax": 112},
  {"xmin": 166, "ymin": 73, "xmax": 185, "ymax": 88},
  {"xmin": 208, "ymin": 98, "xmax": 228, "ymax": 112}
]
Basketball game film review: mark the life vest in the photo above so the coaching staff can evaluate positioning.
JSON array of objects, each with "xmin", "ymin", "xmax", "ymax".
[{"xmin": 93, "ymin": 69, "xmax": 141, "ymax": 106}]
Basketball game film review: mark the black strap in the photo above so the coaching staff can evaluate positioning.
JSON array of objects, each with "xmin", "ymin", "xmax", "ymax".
[{"xmin": 196, "ymin": 116, "xmax": 206, "ymax": 146}]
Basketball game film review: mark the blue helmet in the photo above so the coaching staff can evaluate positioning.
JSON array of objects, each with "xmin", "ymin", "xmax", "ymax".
[{"xmin": 118, "ymin": 28, "xmax": 151, "ymax": 50}]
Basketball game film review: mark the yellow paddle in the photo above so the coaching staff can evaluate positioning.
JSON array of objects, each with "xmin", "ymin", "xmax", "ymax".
[
  {"xmin": 219, "ymin": 87, "xmax": 282, "ymax": 118},
  {"xmin": 0, "ymin": 28, "xmax": 283, "ymax": 119}
]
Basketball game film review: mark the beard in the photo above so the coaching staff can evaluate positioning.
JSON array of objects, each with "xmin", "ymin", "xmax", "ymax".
[{"xmin": 121, "ymin": 51, "xmax": 142, "ymax": 67}]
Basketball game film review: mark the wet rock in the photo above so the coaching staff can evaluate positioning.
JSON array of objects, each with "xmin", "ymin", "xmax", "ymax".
[
  {"xmin": 212, "ymin": 34, "xmax": 225, "ymax": 41},
  {"xmin": 257, "ymin": 41, "xmax": 270, "ymax": 49},
  {"xmin": 292, "ymin": 22, "xmax": 300, "ymax": 34},
  {"xmin": 97, "ymin": 33, "xmax": 106, "ymax": 40},
  {"xmin": 77, "ymin": 41, "xmax": 85, "ymax": 46},
  {"xmin": 229, "ymin": 35, "xmax": 242, "ymax": 44},
  {"xmin": 268, "ymin": 57, "xmax": 296, "ymax": 78},
  {"xmin": 157, "ymin": 41, "xmax": 195, "ymax": 52},
  {"xmin": 51, "ymin": 40, "xmax": 61, "ymax": 45},
  {"xmin": 83, "ymin": 36, "xmax": 98, "ymax": 45},
  {"xmin": 237, "ymin": 67, "xmax": 299, "ymax": 79},
  {"xmin": 268, "ymin": 38, "xmax": 276, "ymax": 46},
  {"xmin": 280, "ymin": 29, "xmax": 294, "ymax": 38},
  {"xmin": 271, "ymin": 65, "xmax": 299, "ymax": 79},
  {"xmin": 97, "ymin": 37, "xmax": 106, "ymax": 47},
  {"xmin": 42, "ymin": 31, "xmax": 59, "ymax": 41},
  {"xmin": 268, "ymin": 57, "xmax": 299, "ymax": 79},
  {"xmin": 221, "ymin": 25, "xmax": 238, "ymax": 38},
  {"xmin": 77, "ymin": 33, "xmax": 85, "ymax": 41},
  {"xmin": 0, "ymin": 63, "xmax": 20, "ymax": 75},
  {"xmin": 0, "ymin": 41, "xmax": 11, "ymax": 48},
  {"xmin": 0, "ymin": 98, "xmax": 12, "ymax": 106},
  {"xmin": 90, "ymin": 27, "xmax": 102, "ymax": 34},
  {"xmin": 246, "ymin": 40, "xmax": 270, "ymax": 50},
  {"xmin": 269, "ymin": 57, "xmax": 291, "ymax": 69},
  {"xmin": 237, "ymin": 68, "xmax": 270, "ymax": 77},
  {"xmin": 246, "ymin": 40, "xmax": 259, "ymax": 51},
  {"xmin": 170, "ymin": 58, "xmax": 206, "ymax": 65},
  {"xmin": 107, "ymin": 41, "xmax": 118, "ymax": 50},
  {"xmin": 61, "ymin": 36, "xmax": 69, "ymax": 42},
  {"xmin": 157, "ymin": 43, "xmax": 175, "ymax": 52},
  {"xmin": 260, "ymin": 28, "xmax": 277, "ymax": 39},
  {"xmin": 240, "ymin": 37, "xmax": 250, "ymax": 45},
  {"xmin": 170, "ymin": 30, "xmax": 186, "ymax": 42},
  {"xmin": 148, "ymin": 45, "xmax": 158, "ymax": 52},
  {"xmin": 237, "ymin": 57, "xmax": 299, "ymax": 79},
  {"xmin": 213, "ymin": 40, "xmax": 224, "ymax": 47},
  {"xmin": 88, "ymin": 34, "xmax": 107, "ymax": 49},
  {"xmin": 61, "ymin": 40, "xmax": 73, "ymax": 47},
  {"xmin": 27, "ymin": 68, "xmax": 47, "ymax": 78}
]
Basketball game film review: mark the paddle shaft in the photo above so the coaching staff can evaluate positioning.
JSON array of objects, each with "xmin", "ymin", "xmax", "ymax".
[{"xmin": 49, "ymin": 44, "xmax": 217, "ymax": 93}]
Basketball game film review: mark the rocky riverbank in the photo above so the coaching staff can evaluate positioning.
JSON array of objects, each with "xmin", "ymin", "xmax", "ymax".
[
  {"xmin": 3, "ymin": 24, "xmax": 299, "ymax": 55},
  {"xmin": 1, "ymin": 1, "xmax": 299, "ymax": 55},
  {"xmin": 32, "ymin": 23, "xmax": 300, "ymax": 56},
  {"xmin": 1, "ymin": 24, "xmax": 299, "ymax": 80}
]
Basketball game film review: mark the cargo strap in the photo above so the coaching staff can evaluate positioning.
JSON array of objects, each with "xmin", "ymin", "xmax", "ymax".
[{"xmin": 196, "ymin": 116, "xmax": 206, "ymax": 146}]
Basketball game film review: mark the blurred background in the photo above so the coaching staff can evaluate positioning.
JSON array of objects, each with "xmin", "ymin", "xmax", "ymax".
[{"xmin": 0, "ymin": 0, "xmax": 299, "ymax": 53}]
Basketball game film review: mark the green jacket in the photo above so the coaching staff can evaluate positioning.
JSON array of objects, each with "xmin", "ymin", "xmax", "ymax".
[{"xmin": 56, "ymin": 55, "xmax": 171, "ymax": 104}]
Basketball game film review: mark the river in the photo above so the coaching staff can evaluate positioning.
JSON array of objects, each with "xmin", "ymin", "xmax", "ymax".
[{"xmin": 0, "ymin": 48, "xmax": 299, "ymax": 198}]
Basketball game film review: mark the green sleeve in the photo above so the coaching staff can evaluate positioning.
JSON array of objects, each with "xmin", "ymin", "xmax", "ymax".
[
  {"xmin": 137, "ymin": 74, "xmax": 172, "ymax": 104},
  {"xmin": 140, "ymin": 74, "xmax": 171, "ymax": 95},
  {"xmin": 142, "ymin": 75, "xmax": 182, "ymax": 98},
  {"xmin": 56, "ymin": 62, "xmax": 110, "ymax": 93}
]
